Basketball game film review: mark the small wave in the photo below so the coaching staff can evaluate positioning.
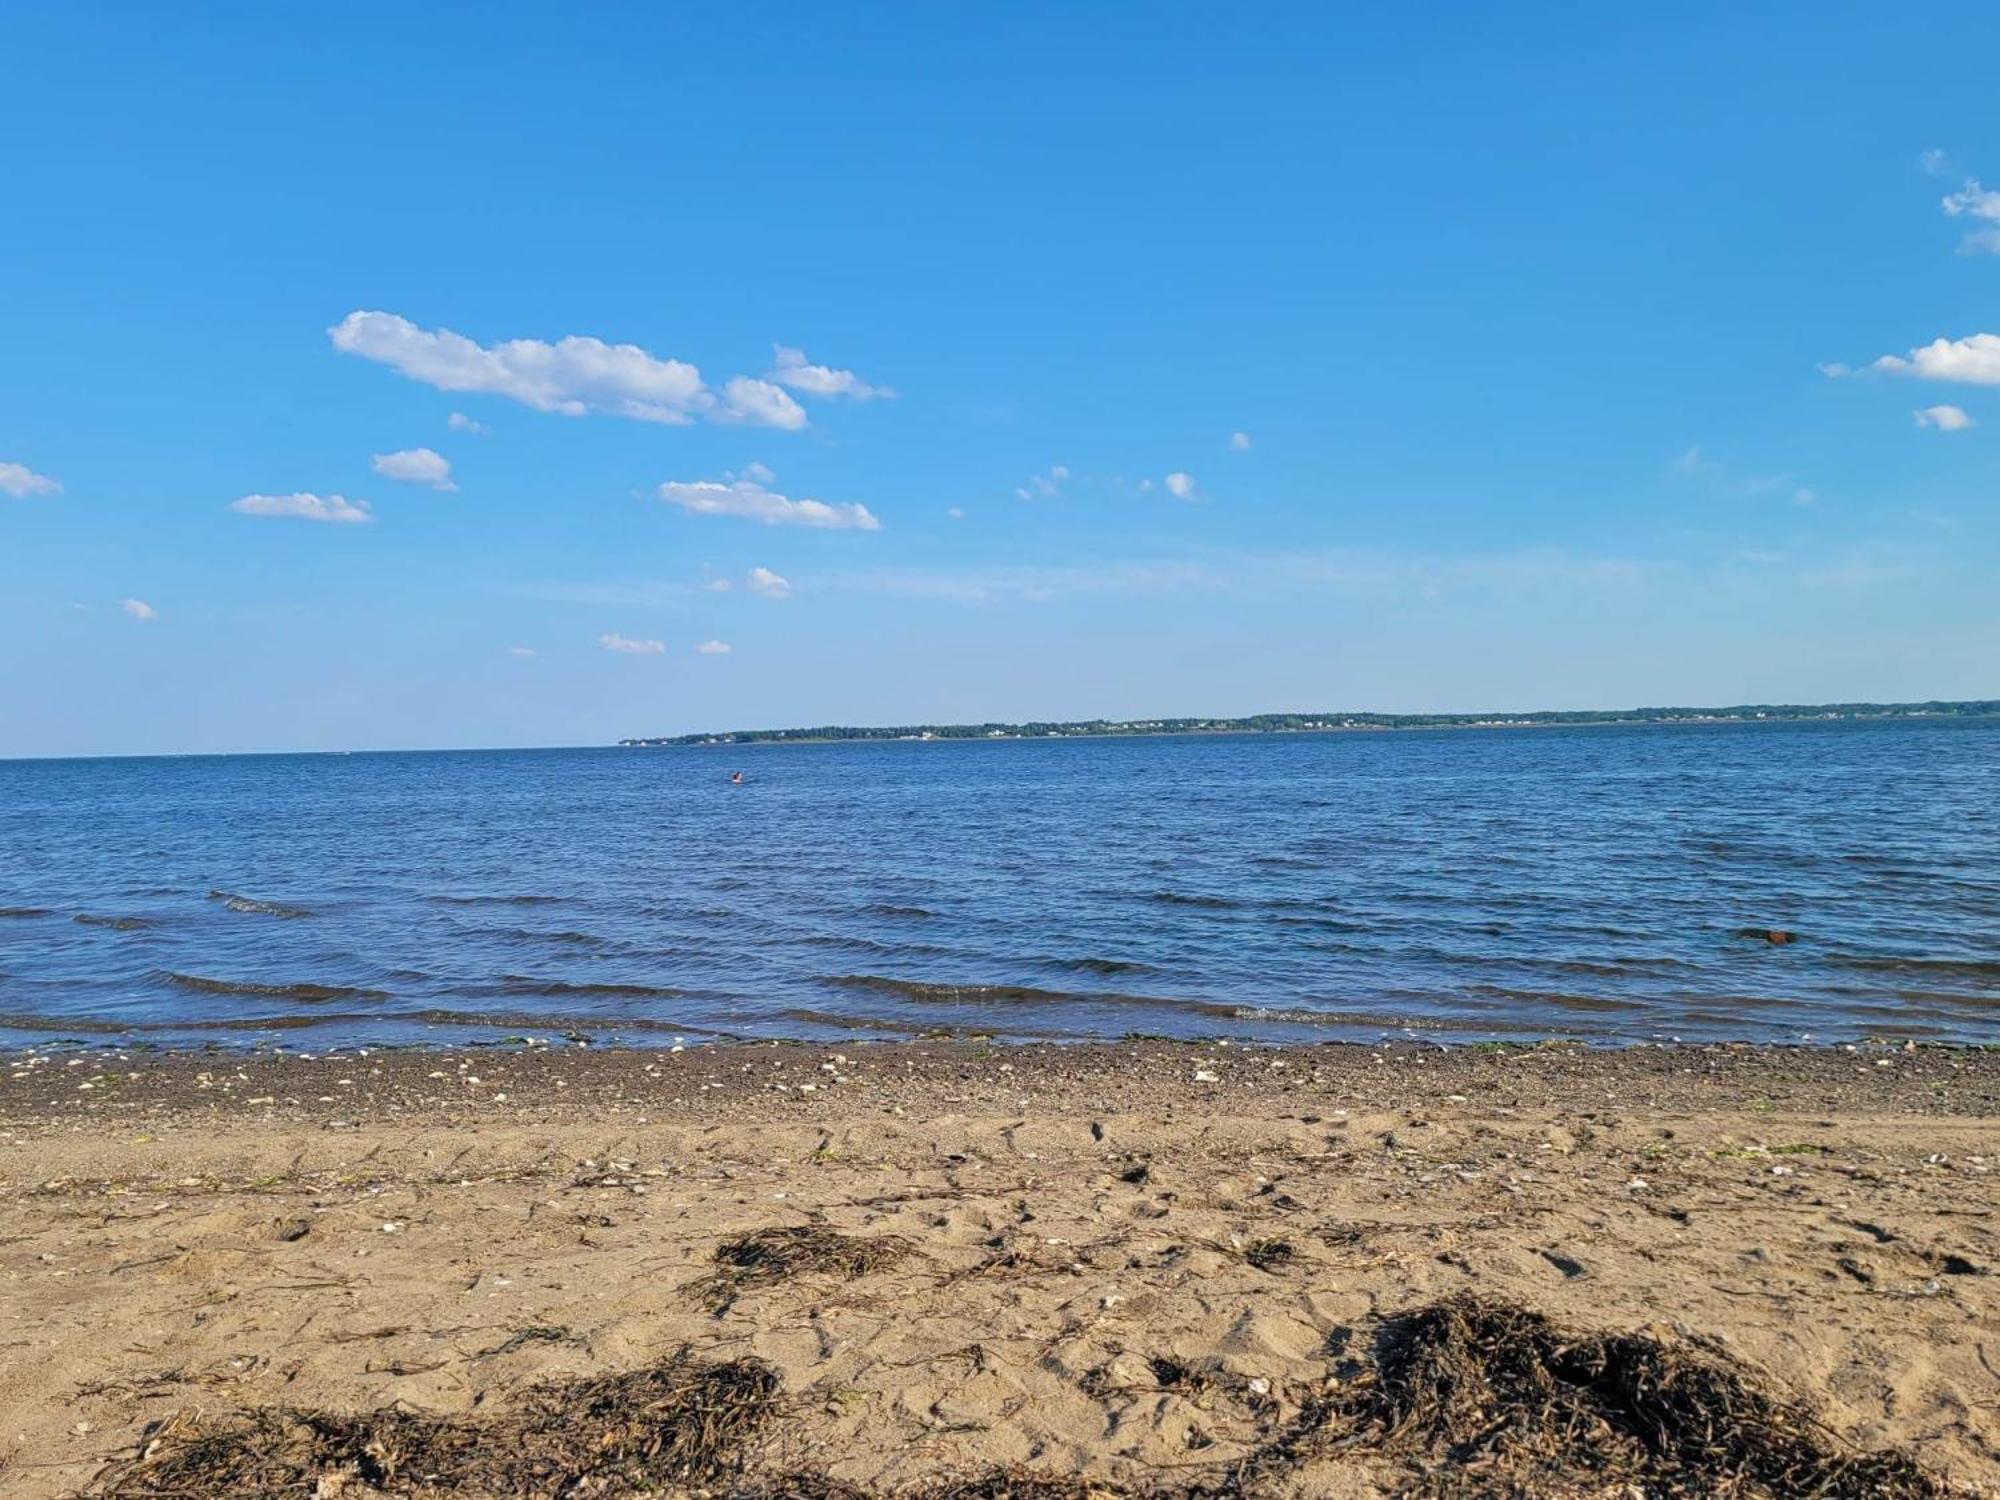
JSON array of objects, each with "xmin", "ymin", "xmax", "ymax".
[
  {"xmin": 865, "ymin": 903, "xmax": 935, "ymax": 918},
  {"xmin": 0, "ymin": 906, "xmax": 54, "ymax": 919},
  {"xmin": 208, "ymin": 889, "xmax": 313, "ymax": 919},
  {"xmin": 425, "ymin": 893, "xmax": 566, "ymax": 907},
  {"xmin": 464, "ymin": 977, "xmax": 694, "ymax": 1001},
  {"xmin": 165, "ymin": 972, "xmax": 386, "ymax": 1002},
  {"xmin": 73, "ymin": 914, "xmax": 154, "ymax": 931},
  {"xmin": 824, "ymin": 974, "xmax": 1178, "ymax": 1010},
  {"xmin": 477, "ymin": 926, "xmax": 610, "ymax": 947},
  {"xmin": 1051, "ymin": 956, "xmax": 1154, "ymax": 976},
  {"xmin": 1145, "ymin": 890, "xmax": 1240, "ymax": 909},
  {"xmin": 1825, "ymin": 954, "xmax": 2000, "ymax": 983}
]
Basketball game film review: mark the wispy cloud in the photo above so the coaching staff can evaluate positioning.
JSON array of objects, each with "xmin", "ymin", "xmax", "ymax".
[
  {"xmin": 371, "ymin": 447, "xmax": 457, "ymax": 491},
  {"xmin": 508, "ymin": 646, "xmax": 536, "ymax": 657},
  {"xmin": 1942, "ymin": 177, "xmax": 2000, "ymax": 253},
  {"xmin": 1229, "ymin": 431, "xmax": 1252, "ymax": 452},
  {"xmin": 1872, "ymin": 333, "xmax": 2000, "ymax": 384},
  {"xmin": 121, "ymin": 598, "xmax": 157, "ymax": 621},
  {"xmin": 657, "ymin": 474, "xmax": 880, "ymax": 530},
  {"xmin": 447, "ymin": 412, "xmax": 488, "ymax": 435},
  {"xmin": 1164, "ymin": 471, "xmax": 1198, "ymax": 501},
  {"xmin": 746, "ymin": 565, "xmax": 792, "ymax": 599},
  {"xmin": 821, "ymin": 546, "xmax": 1664, "ymax": 608},
  {"xmin": 600, "ymin": 632, "xmax": 665, "ymax": 655},
  {"xmin": 695, "ymin": 639, "xmax": 731, "ymax": 655},
  {"xmin": 1016, "ymin": 464, "xmax": 1068, "ymax": 501},
  {"xmin": 230, "ymin": 492, "xmax": 374, "ymax": 524},
  {"xmin": 329, "ymin": 311, "xmax": 807, "ymax": 429},
  {"xmin": 1914, "ymin": 404, "xmax": 1974, "ymax": 431},
  {"xmin": 0, "ymin": 461, "xmax": 60, "ymax": 498},
  {"xmin": 768, "ymin": 345, "xmax": 893, "ymax": 400}
]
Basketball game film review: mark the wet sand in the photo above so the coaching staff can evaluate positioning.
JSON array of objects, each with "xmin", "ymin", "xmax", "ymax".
[{"xmin": 3, "ymin": 1039, "xmax": 1997, "ymax": 1496}]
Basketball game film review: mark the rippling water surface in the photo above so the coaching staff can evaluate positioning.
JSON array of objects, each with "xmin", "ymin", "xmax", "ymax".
[{"xmin": 2, "ymin": 720, "xmax": 1996, "ymax": 1047}]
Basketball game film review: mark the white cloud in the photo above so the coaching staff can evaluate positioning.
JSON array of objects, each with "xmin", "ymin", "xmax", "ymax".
[
  {"xmin": 0, "ymin": 461, "xmax": 60, "ymax": 498},
  {"xmin": 718, "ymin": 377, "xmax": 807, "ymax": 429},
  {"xmin": 230, "ymin": 492, "xmax": 375, "ymax": 524},
  {"xmin": 746, "ymin": 565, "xmax": 792, "ymax": 599},
  {"xmin": 1943, "ymin": 179, "xmax": 2000, "ymax": 222},
  {"xmin": 1872, "ymin": 333, "xmax": 2000, "ymax": 384},
  {"xmin": 121, "ymin": 598, "xmax": 157, "ymax": 621},
  {"xmin": 1920, "ymin": 148, "xmax": 1952, "ymax": 177},
  {"xmin": 371, "ymin": 447, "xmax": 457, "ymax": 491},
  {"xmin": 1164, "ymin": 471, "xmax": 1197, "ymax": 501},
  {"xmin": 702, "ymin": 576, "xmax": 733, "ymax": 592},
  {"xmin": 695, "ymin": 639, "xmax": 731, "ymax": 655},
  {"xmin": 1816, "ymin": 362, "xmax": 1852, "ymax": 379},
  {"xmin": 1914, "ymin": 403, "xmax": 1974, "ymax": 431},
  {"xmin": 769, "ymin": 345, "xmax": 893, "ymax": 400},
  {"xmin": 447, "ymin": 412, "xmax": 488, "ymax": 435},
  {"xmin": 947, "ymin": 506, "xmax": 966, "ymax": 520},
  {"xmin": 1229, "ymin": 431, "xmax": 1252, "ymax": 452},
  {"xmin": 1942, "ymin": 177, "xmax": 2000, "ymax": 254},
  {"xmin": 740, "ymin": 461, "xmax": 775, "ymax": 483},
  {"xmin": 600, "ymin": 632, "xmax": 665, "ymax": 655},
  {"xmin": 329, "ymin": 311, "xmax": 807, "ymax": 429},
  {"xmin": 508, "ymin": 646, "xmax": 536, "ymax": 657},
  {"xmin": 656, "ymin": 476, "xmax": 880, "ymax": 530}
]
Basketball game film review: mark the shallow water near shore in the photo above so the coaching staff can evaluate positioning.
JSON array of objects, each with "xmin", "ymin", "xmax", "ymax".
[{"xmin": 2, "ymin": 718, "xmax": 1996, "ymax": 1048}]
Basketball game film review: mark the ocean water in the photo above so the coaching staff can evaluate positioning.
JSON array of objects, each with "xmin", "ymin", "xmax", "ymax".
[{"xmin": 1, "ymin": 719, "xmax": 1996, "ymax": 1049}]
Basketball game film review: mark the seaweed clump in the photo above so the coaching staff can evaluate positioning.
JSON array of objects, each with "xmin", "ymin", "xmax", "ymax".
[
  {"xmin": 712, "ymin": 1224, "xmax": 913, "ymax": 1288},
  {"xmin": 1319, "ymin": 1294, "xmax": 1943, "ymax": 1498},
  {"xmin": 87, "ymin": 1351, "xmax": 779, "ymax": 1498}
]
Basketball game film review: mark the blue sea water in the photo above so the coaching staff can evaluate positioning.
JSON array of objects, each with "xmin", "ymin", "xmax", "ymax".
[{"xmin": 1, "ymin": 719, "xmax": 1996, "ymax": 1049}]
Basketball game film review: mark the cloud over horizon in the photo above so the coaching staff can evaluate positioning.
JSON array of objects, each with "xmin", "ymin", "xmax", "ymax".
[
  {"xmin": 330, "ymin": 312, "xmax": 807, "ymax": 428},
  {"xmin": 372, "ymin": 447, "xmax": 457, "ymax": 491},
  {"xmin": 768, "ymin": 345, "xmax": 893, "ymax": 400},
  {"xmin": 656, "ymin": 475, "xmax": 881, "ymax": 530},
  {"xmin": 1, "ymin": 461, "xmax": 61, "ymax": 498},
  {"xmin": 230, "ymin": 492, "xmax": 375, "ymax": 524},
  {"xmin": 746, "ymin": 565, "xmax": 792, "ymax": 599},
  {"xmin": 599, "ymin": 632, "xmax": 665, "ymax": 655},
  {"xmin": 1871, "ymin": 333, "xmax": 2000, "ymax": 384}
]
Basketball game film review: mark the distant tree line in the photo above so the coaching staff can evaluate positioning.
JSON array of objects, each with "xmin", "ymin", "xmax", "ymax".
[{"xmin": 617, "ymin": 700, "xmax": 2000, "ymax": 747}]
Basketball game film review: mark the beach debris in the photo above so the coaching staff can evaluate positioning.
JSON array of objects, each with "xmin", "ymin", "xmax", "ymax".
[
  {"xmin": 701, "ymin": 1224, "xmax": 913, "ymax": 1300},
  {"xmin": 1241, "ymin": 1236, "xmax": 1294, "ymax": 1272},
  {"xmin": 85, "ymin": 1351, "xmax": 780, "ymax": 1498},
  {"xmin": 1311, "ymin": 1294, "xmax": 1944, "ymax": 1498}
]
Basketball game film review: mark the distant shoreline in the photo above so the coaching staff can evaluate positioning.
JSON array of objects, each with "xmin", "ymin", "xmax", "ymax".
[{"xmin": 619, "ymin": 699, "xmax": 2000, "ymax": 747}]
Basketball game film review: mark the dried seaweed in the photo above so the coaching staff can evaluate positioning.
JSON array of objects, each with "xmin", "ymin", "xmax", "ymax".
[
  {"xmin": 1315, "ymin": 1295, "xmax": 1943, "ymax": 1498},
  {"xmin": 86, "ymin": 1350, "xmax": 778, "ymax": 1498}
]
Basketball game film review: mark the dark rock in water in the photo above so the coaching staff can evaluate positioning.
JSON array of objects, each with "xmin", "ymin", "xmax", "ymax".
[{"xmin": 1736, "ymin": 928, "xmax": 1796, "ymax": 945}]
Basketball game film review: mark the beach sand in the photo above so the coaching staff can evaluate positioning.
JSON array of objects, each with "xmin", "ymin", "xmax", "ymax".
[{"xmin": 2, "ymin": 1040, "xmax": 1995, "ymax": 1497}]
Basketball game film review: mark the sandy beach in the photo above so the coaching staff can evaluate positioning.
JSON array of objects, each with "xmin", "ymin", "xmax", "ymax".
[{"xmin": 3, "ymin": 1039, "xmax": 1996, "ymax": 1497}]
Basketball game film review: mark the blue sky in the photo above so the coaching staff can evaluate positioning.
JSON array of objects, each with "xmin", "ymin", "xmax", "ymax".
[{"xmin": 3, "ymin": 3, "xmax": 1997, "ymax": 756}]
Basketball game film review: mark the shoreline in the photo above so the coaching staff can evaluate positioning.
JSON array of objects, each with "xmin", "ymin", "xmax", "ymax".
[
  {"xmin": 7, "ymin": 1041, "xmax": 1997, "ymax": 1496},
  {"xmin": 7, "ymin": 1036, "xmax": 2000, "ymax": 1114}
]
